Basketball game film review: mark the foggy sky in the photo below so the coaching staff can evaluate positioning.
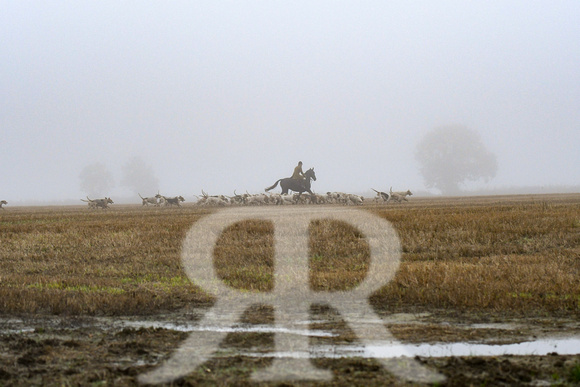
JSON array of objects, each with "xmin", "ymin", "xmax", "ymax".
[{"xmin": 2, "ymin": 1, "xmax": 579, "ymax": 202}]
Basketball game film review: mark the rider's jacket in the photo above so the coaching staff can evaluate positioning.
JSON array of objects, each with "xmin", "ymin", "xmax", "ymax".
[{"xmin": 291, "ymin": 164, "xmax": 304, "ymax": 180}]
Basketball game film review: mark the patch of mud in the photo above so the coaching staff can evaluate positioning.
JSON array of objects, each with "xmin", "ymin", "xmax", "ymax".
[{"xmin": 0, "ymin": 309, "xmax": 579, "ymax": 386}]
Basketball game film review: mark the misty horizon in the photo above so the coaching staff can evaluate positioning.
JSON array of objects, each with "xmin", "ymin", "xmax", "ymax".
[{"xmin": 2, "ymin": 2, "xmax": 579, "ymax": 203}]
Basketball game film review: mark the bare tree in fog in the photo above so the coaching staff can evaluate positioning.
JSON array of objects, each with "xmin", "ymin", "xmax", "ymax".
[
  {"xmin": 79, "ymin": 162, "xmax": 115, "ymax": 197},
  {"xmin": 121, "ymin": 156, "xmax": 159, "ymax": 195},
  {"xmin": 415, "ymin": 125, "xmax": 497, "ymax": 195}
]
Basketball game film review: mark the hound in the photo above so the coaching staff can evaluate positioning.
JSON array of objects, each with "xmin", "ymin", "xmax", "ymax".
[
  {"xmin": 139, "ymin": 193, "xmax": 159, "ymax": 206},
  {"xmin": 371, "ymin": 188, "xmax": 390, "ymax": 203},
  {"xmin": 0, "ymin": 200, "xmax": 7, "ymax": 210},
  {"xmin": 156, "ymin": 193, "xmax": 166, "ymax": 206},
  {"xmin": 326, "ymin": 192, "xmax": 342, "ymax": 204},
  {"xmin": 196, "ymin": 190, "xmax": 229, "ymax": 206},
  {"xmin": 267, "ymin": 193, "xmax": 283, "ymax": 205},
  {"xmin": 279, "ymin": 194, "xmax": 296, "ymax": 205},
  {"xmin": 346, "ymin": 194, "xmax": 364, "ymax": 205},
  {"xmin": 314, "ymin": 193, "xmax": 327, "ymax": 204},
  {"xmin": 197, "ymin": 195, "xmax": 228, "ymax": 206},
  {"xmin": 229, "ymin": 190, "xmax": 247, "ymax": 205},
  {"xmin": 161, "ymin": 195, "xmax": 185, "ymax": 207},
  {"xmin": 246, "ymin": 193, "xmax": 270, "ymax": 206},
  {"xmin": 294, "ymin": 193, "xmax": 315, "ymax": 205},
  {"xmin": 389, "ymin": 187, "xmax": 413, "ymax": 203},
  {"xmin": 81, "ymin": 196, "xmax": 114, "ymax": 209}
]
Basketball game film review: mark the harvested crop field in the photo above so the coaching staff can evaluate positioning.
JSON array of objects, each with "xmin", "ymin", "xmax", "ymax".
[{"xmin": 0, "ymin": 193, "xmax": 579, "ymax": 386}]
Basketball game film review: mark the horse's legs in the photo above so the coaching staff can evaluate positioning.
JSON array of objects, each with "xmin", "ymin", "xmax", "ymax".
[{"xmin": 306, "ymin": 190, "xmax": 317, "ymax": 204}]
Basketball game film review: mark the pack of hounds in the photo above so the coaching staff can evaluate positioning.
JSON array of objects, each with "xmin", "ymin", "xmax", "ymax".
[
  {"xmin": 74, "ymin": 187, "xmax": 412, "ymax": 209},
  {"xmin": 0, "ymin": 187, "xmax": 412, "ymax": 211},
  {"xmin": 371, "ymin": 187, "xmax": 413, "ymax": 204},
  {"xmin": 78, "ymin": 193, "xmax": 183, "ymax": 209}
]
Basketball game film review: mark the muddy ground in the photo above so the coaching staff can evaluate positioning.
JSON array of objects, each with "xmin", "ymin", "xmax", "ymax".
[{"xmin": 1, "ymin": 307, "xmax": 579, "ymax": 386}]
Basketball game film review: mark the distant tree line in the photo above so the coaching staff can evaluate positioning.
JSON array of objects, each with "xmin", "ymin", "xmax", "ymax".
[
  {"xmin": 79, "ymin": 156, "xmax": 158, "ymax": 197},
  {"xmin": 415, "ymin": 125, "xmax": 497, "ymax": 195}
]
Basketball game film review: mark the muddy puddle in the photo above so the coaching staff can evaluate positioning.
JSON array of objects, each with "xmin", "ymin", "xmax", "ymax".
[
  {"xmin": 97, "ymin": 319, "xmax": 580, "ymax": 359},
  {"xmin": 108, "ymin": 315, "xmax": 580, "ymax": 359},
  {"xmin": 2, "ymin": 312, "xmax": 580, "ymax": 359},
  {"xmin": 1, "ymin": 311, "xmax": 580, "ymax": 386}
]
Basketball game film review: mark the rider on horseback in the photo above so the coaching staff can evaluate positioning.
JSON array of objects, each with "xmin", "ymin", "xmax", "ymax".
[
  {"xmin": 291, "ymin": 161, "xmax": 305, "ymax": 180},
  {"xmin": 265, "ymin": 163, "xmax": 316, "ymax": 196}
]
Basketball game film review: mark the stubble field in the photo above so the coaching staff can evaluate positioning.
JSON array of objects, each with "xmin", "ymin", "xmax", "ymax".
[{"xmin": 0, "ymin": 193, "xmax": 579, "ymax": 386}]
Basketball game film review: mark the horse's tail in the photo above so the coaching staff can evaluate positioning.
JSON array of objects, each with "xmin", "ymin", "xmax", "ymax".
[{"xmin": 265, "ymin": 179, "xmax": 282, "ymax": 192}]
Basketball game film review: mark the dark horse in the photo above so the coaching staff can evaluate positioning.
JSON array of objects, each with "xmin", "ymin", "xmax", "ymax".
[{"xmin": 265, "ymin": 168, "xmax": 317, "ymax": 196}]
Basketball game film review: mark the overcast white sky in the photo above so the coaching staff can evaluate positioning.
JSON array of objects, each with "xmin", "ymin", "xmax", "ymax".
[{"xmin": 1, "ymin": 1, "xmax": 579, "ymax": 202}]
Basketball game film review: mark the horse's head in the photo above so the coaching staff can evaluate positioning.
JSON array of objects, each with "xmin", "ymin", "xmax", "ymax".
[{"xmin": 305, "ymin": 168, "xmax": 316, "ymax": 181}]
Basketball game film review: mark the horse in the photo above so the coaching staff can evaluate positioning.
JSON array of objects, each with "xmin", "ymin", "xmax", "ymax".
[{"xmin": 265, "ymin": 168, "xmax": 317, "ymax": 199}]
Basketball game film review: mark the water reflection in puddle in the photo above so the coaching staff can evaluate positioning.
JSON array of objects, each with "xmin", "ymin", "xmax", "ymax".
[
  {"xmin": 2, "ymin": 317, "xmax": 579, "ymax": 359},
  {"xmin": 118, "ymin": 321, "xmax": 337, "ymax": 337},
  {"xmin": 116, "ymin": 320, "xmax": 580, "ymax": 359},
  {"xmin": 323, "ymin": 338, "xmax": 580, "ymax": 358},
  {"xmin": 237, "ymin": 338, "xmax": 580, "ymax": 359}
]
